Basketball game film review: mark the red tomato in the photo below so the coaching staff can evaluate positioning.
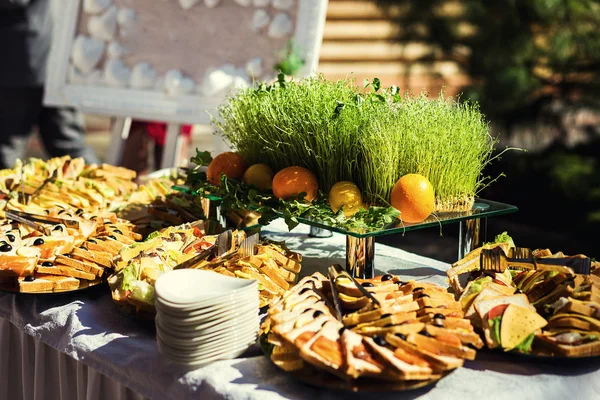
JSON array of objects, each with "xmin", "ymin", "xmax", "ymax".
[{"xmin": 488, "ymin": 304, "xmax": 509, "ymax": 320}]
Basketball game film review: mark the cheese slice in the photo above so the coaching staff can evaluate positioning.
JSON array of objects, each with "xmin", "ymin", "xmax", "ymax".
[{"xmin": 500, "ymin": 304, "xmax": 547, "ymax": 351}]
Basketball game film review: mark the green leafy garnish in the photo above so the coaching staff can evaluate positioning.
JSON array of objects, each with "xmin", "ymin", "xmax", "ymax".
[{"xmin": 514, "ymin": 333, "xmax": 535, "ymax": 353}]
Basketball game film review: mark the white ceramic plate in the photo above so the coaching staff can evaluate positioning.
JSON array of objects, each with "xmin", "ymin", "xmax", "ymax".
[
  {"xmin": 157, "ymin": 333, "xmax": 257, "ymax": 358},
  {"xmin": 156, "ymin": 325, "xmax": 257, "ymax": 350},
  {"xmin": 155, "ymin": 269, "xmax": 257, "ymax": 305},
  {"xmin": 156, "ymin": 301, "xmax": 259, "ymax": 326},
  {"xmin": 155, "ymin": 314, "xmax": 259, "ymax": 337},
  {"xmin": 155, "ymin": 288, "xmax": 258, "ymax": 312},
  {"xmin": 157, "ymin": 321, "xmax": 259, "ymax": 346},
  {"xmin": 156, "ymin": 319, "xmax": 260, "ymax": 341},
  {"xmin": 155, "ymin": 295, "xmax": 259, "ymax": 318}
]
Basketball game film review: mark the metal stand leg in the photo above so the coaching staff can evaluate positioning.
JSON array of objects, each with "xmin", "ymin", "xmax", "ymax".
[
  {"xmin": 458, "ymin": 217, "xmax": 487, "ymax": 260},
  {"xmin": 346, "ymin": 236, "xmax": 375, "ymax": 279},
  {"xmin": 309, "ymin": 226, "xmax": 333, "ymax": 238}
]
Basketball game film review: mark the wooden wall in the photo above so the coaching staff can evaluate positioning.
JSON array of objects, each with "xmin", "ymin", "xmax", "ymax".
[{"xmin": 318, "ymin": 0, "xmax": 470, "ymax": 96}]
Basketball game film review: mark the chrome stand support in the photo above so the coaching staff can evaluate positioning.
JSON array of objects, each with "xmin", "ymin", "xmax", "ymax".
[
  {"xmin": 309, "ymin": 226, "xmax": 333, "ymax": 238},
  {"xmin": 346, "ymin": 236, "xmax": 375, "ymax": 279},
  {"xmin": 458, "ymin": 217, "xmax": 487, "ymax": 260}
]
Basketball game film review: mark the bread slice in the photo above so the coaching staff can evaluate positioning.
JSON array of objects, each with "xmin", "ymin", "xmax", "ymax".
[
  {"xmin": 298, "ymin": 321, "xmax": 348, "ymax": 380},
  {"xmin": 354, "ymin": 322, "xmax": 425, "ymax": 337},
  {"xmin": 340, "ymin": 329, "xmax": 383, "ymax": 378},
  {"xmin": 0, "ymin": 255, "xmax": 37, "ymax": 283},
  {"xmin": 536, "ymin": 333, "xmax": 600, "ymax": 357},
  {"xmin": 354, "ymin": 312, "xmax": 418, "ymax": 329},
  {"xmin": 474, "ymin": 294, "xmax": 534, "ymax": 321},
  {"xmin": 362, "ymin": 336, "xmax": 434, "ymax": 380},
  {"xmin": 417, "ymin": 307, "xmax": 464, "ymax": 318},
  {"xmin": 36, "ymin": 265, "xmax": 96, "ymax": 280},
  {"xmin": 41, "ymin": 274, "xmax": 80, "ymax": 290},
  {"xmin": 256, "ymin": 246, "xmax": 302, "ymax": 274},
  {"xmin": 84, "ymin": 238, "xmax": 122, "ymax": 255},
  {"xmin": 418, "ymin": 315, "xmax": 474, "ymax": 331},
  {"xmin": 55, "ymin": 255, "xmax": 104, "ymax": 277},
  {"xmin": 384, "ymin": 333, "xmax": 463, "ymax": 372},
  {"xmin": 547, "ymin": 314, "xmax": 600, "ymax": 331},
  {"xmin": 557, "ymin": 298, "xmax": 600, "ymax": 319},
  {"xmin": 71, "ymin": 247, "xmax": 113, "ymax": 269},
  {"xmin": 16, "ymin": 276, "xmax": 53, "ymax": 292},
  {"xmin": 408, "ymin": 332, "xmax": 476, "ymax": 360}
]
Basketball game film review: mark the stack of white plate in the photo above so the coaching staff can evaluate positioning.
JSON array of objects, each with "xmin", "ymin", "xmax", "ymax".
[{"xmin": 154, "ymin": 269, "xmax": 259, "ymax": 366}]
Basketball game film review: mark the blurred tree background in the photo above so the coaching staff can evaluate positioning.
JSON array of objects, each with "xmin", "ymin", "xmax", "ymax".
[{"xmin": 324, "ymin": 0, "xmax": 599, "ymax": 257}]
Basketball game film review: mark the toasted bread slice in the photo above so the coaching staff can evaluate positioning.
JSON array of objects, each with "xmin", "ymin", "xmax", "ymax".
[
  {"xmin": 55, "ymin": 255, "xmax": 104, "ymax": 277},
  {"xmin": 408, "ymin": 332, "xmax": 476, "ymax": 360},
  {"xmin": 71, "ymin": 247, "xmax": 113, "ymax": 269},
  {"xmin": 340, "ymin": 329, "xmax": 384, "ymax": 379},
  {"xmin": 425, "ymin": 325, "xmax": 485, "ymax": 349},
  {"xmin": 85, "ymin": 238, "xmax": 122, "ymax": 255},
  {"xmin": 355, "ymin": 322, "xmax": 425, "ymax": 337},
  {"xmin": 260, "ymin": 263, "xmax": 290, "ymax": 291},
  {"xmin": 16, "ymin": 276, "xmax": 54, "ymax": 292},
  {"xmin": 417, "ymin": 296, "xmax": 462, "ymax": 310},
  {"xmin": 362, "ymin": 336, "xmax": 434, "ymax": 380},
  {"xmin": 536, "ymin": 332, "xmax": 600, "ymax": 357},
  {"xmin": 385, "ymin": 334, "xmax": 463, "ymax": 372},
  {"xmin": 256, "ymin": 246, "xmax": 302, "ymax": 274},
  {"xmin": 354, "ymin": 312, "xmax": 418, "ymax": 330},
  {"xmin": 556, "ymin": 298, "xmax": 600, "ymax": 319},
  {"xmin": 40, "ymin": 274, "xmax": 80, "ymax": 290},
  {"xmin": 417, "ymin": 307, "xmax": 464, "ymax": 318},
  {"xmin": 418, "ymin": 315, "xmax": 474, "ymax": 331},
  {"xmin": 299, "ymin": 321, "xmax": 347, "ymax": 380},
  {"xmin": 36, "ymin": 265, "xmax": 96, "ymax": 280},
  {"xmin": 547, "ymin": 314, "xmax": 600, "ymax": 331}
]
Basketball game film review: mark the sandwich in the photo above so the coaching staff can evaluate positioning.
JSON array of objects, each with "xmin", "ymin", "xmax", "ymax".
[{"xmin": 477, "ymin": 300, "xmax": 547, "ymax": 352}]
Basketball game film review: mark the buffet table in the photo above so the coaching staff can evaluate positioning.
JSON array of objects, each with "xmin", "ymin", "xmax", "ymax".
[{"xmin": 1, "ymin": 221, "xmax": 599, "ymax": 400}]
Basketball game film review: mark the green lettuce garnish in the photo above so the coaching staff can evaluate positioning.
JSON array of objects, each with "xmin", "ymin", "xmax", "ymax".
[
  {"xmin": 491, "ymin": 316, "xmax": 502, "ymax": 346},
  {"xmin": 514, "ymin": 333, "xmax": 535, "ymax": 353},
  {"xmin": 485, "ymin": 231, "xmax": 515, "ymax": 248}
]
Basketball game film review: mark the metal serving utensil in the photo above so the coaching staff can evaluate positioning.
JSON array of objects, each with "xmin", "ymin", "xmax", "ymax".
[
  {"xmin": 330, "ymin": 264, "xmax": 381, "ymax": 308},
  {"xmin": 27, "ymin": 169, "xmax": 58, "ymax": 205},
  {"xmin": 239, "ymin": 233, "xmax": 259, "ymax": 258},
  {"xmin": 327, "ymin": 265, "xmax": 345, "ymax": 321},
  {"xmin": 5, "ymin": 210, "xmax": 80, "ymax": 229},
  {"xmin": 173, "ymin": 244, "xmax": 217, "ymax": 270},
  {"xmin": 481, "ymin": 247, "xmax": 590, "ymax": 275},
  {"xmin": 5, "ymin": 210, "xmax": 53, "ymax": 236}
]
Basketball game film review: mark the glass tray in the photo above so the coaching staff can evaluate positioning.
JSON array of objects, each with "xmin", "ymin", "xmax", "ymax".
[{"xmin": 172, "ymin": 186, "xmax": 517, "ymax": 238}]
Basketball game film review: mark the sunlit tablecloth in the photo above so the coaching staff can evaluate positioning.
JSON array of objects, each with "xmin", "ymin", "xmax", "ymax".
[{"xmin": 1, "ymin": 220, "xmax": 599, "ymax": 400}]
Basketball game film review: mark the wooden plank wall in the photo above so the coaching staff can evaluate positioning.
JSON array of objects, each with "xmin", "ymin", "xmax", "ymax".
[{"xmin": 318, "ymin": 0, "xmax": 470, "ymax": 96}]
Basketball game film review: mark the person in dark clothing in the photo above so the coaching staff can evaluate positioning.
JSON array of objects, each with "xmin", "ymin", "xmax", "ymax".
[{"xmin": 0, "ymin": 0, "xmax": 98, "ymax": 169}]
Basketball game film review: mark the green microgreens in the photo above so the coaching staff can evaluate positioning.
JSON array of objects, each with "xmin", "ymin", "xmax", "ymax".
[{"xmin": 213, "ymin": 75, "xmax": 502, "ymax": 211}]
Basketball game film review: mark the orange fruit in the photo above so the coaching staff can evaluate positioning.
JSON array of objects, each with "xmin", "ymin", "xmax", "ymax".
[
  {"xmin": 243, "ymin": 163, "xmax": 274, "ymax": 191},
  {"xmin": 207, "ymin": 152, "xmax": 248, "ymax": 186},
  {"xmin": 390, "ymin": 173, "xmax": 435, "ymax": 223},
  {"xmin": 272, "ymin": 166, "xmax": 318, "ymax": 201},
  {"xmin": 329, "ymin": 181, "xmax": 363, "ymax": 217}
]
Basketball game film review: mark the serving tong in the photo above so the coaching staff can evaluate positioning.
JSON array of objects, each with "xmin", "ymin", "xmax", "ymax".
[
  {"xmin": 174, "ymin": 231, "xmax": 260, "ymax": 270},
  {"xmin": 328, "ymin": 264, "xmax": 380, "ymax": 321},
  {"xmin": 480, "ymin": 246, "xmax": 591, "ymax": 275},
  {"xmin": 5, "ymin": 210, "xmax": 82, "ymax": 236}
]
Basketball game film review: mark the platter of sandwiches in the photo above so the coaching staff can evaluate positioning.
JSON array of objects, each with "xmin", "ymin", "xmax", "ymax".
[
  {"xmin": 447, "ymin": 232, "xmax": 600, "ymax": 358},
  {"xmin": 0, "ymin": 207, "xmax": 141, "ymax": 293},
  {"xmin": 109, "ymin": 225, "xmax": 302, "ymax": 316},
  {"xmin": 261, "ymin": 265, "xmax": 481, "ymax": 391}
]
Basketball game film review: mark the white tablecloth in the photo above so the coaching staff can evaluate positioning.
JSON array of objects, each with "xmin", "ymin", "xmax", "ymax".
[{"xmin": 1, "ymin": 221, "xmax": 599, "ymax": 400}]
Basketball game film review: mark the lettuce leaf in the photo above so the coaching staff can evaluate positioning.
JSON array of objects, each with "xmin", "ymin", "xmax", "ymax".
[
  {"xmin": 491, "ymin": 316, "xmax": 502, "ymax": 346},
  {"xmin": 128, "ymin": 280, "xmax": 155, "ymax": 306},
  {"xmin": 120, "ymin": 263, "xmax": 138, "ymax": 292},
  {"xmin": 485, "ymin": 231, "xmax": 515, "ymax": 248},
  {"xmin": 514, "ymin": 333, "xmax": 535, "ymax": 353}
]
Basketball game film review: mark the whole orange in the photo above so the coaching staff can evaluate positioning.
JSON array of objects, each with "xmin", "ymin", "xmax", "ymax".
[
  {"xmin": 272, "ymin": 166, "xmax": 318, "ymax": 201},
  {"xmin": 207, "ymin": 152, "xmax": 248, "ymax": 186},
  {"xmin": 390, "ymin": 174, "xmax": 435, "ymax": 223}
]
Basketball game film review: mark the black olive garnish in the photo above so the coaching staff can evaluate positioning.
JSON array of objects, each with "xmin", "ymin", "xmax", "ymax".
[
  {"xmin": 397, "ymin": 281, "xmax": 407, "ymax": 287},
  {"xmin": 108, "ymin": 235, "xmax": 117, "ymax": 240},
  {"xmin": 412, "ymin": 287, "xmax": 425, "ymax": 292},
  {"xmin": 87, "ymin": 239, "xmax": 97, "ymax": 244},
  {"xmin": 384, "ymin": 323, "xmax": 394, "ymax": 327},
  {"xmin": 395, "ymin": 333, "xmax": 407, "ymax": 340},
  {"xmin": 361, "ymin": 282, "xmax": 374, "ymax": 287},
  {"xmin": 6, "ymin": 234, "xmax": 15, "ymax": 242},
  {"xmin": 381, "ymin": 274, "xmax": 393, "ymax": 281},
  {"xmin": 423, "ymin": 306, "xmax": 432, "ymax": 309},
  {"xmin": 313, "ymin": 310, "xmax": 323, "ymax": 318},
  {"xmin": 42, "ymin": 261, "xmax": 54, "ymax": 267},
  {"xmin": 381, "ymin": 313, "xmax": 392, "ymax": 319},
  {"xmin": 299, "ymin": 287, "xmax": 310, "ymax": 294},
  {"xmin": 433, "ymin": 313, "xmax": 446, "ymax": 320},
  {"xmin": 24, "ymin": 276, "xmax": 35, "ymax": 282},
  {"xmin": 79, "ymin": 246, "xmax": 86, "ymax": 250},
  {"xmin": 338, "ymin": 327, "xmax": 347, "ymax": 335},
  {"xmin": 52, "ymin": 225, "xmax": 64, "ymax": 232},
  {"xmin": 372, "ymin": 335, "xmax": 387, "ymax": 347},
  {"xmin": 433, "ymin": 320, "xmax": 445, "ymax": 327},
  {"xmin": 419, "ymin": 330, "xmax": 433, "ymax": 337},
  {"xmin": 114, "ymin": 229, "xmax": 123, "ymax": 235},
  {"xmin": 76, "ymin": 208, "xmax": 84, "ymax": 215},
  {"xmin": 515, "ymin": 288, "xmax": 522, "ymax": 294},
  {"xmin": 0, "ymin": 243, "xmax": 13, "ymax": 252},
  {"xmin": 33, "ymin": 238, "xmax": 44, "ymax": 246},
  {"xmin": 415, "ymin": 293, "xmax": 430, "ymax": 299}
]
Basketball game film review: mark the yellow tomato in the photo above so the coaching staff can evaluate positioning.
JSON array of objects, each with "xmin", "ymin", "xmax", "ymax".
[
  {"xmin": 243, "ymin": 163, "xmax": 275, "ymax": 191},
  {"xmin": 328, "ymin": 181, "xmax": 363, "ymax": 217}
]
